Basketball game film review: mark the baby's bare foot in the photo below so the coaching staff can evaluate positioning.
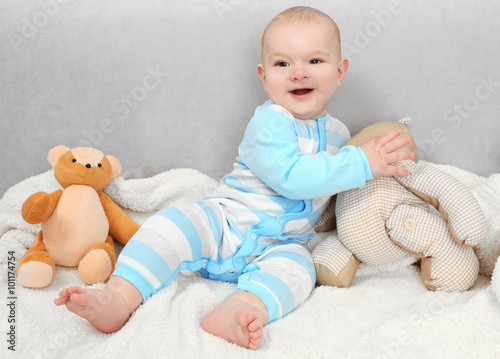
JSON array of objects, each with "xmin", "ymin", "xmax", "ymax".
[
  {"xmin": 201, "ymin": 296, "xmax": 265, "ymax": 350},
  {"xmin": 55, "ymin": 286, "xmax": 129, "ymax": 333}
]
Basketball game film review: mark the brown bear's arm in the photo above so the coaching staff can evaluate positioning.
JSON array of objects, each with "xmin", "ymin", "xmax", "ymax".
[
  {"xmin": 21, "ymin": 190, "xmax": 63, "ymax": 224},
  {"xmin": 98, "ymin": 192, "xmax": 140, "ymax": 246}
]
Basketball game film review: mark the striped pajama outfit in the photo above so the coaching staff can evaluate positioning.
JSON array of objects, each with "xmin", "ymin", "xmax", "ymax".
[{"xmin": 112, "ymin": 100, "xmax": 373, "ymax": 323}]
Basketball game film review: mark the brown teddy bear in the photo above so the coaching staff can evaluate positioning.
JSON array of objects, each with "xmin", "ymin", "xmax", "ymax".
[
  {"xmin": 16, "ymin": 146, "xmax": 140, "ymax": 288},
  {"xmin": 312, "ymin": 119, "xmax": 487, "ymax": 291}
]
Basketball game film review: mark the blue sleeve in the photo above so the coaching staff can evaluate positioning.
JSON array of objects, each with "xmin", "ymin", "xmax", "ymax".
[{"xmin": 238, "ymin": 109, "xmax": 373, "ymax": 200}]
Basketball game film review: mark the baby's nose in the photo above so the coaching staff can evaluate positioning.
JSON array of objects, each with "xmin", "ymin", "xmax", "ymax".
[{"xmin": 291, "ymin": 67, "xmax": 308, "ymax": 80}]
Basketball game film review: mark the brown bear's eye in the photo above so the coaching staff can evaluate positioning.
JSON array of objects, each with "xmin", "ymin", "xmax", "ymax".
[
  {"xmin": 98, "ymin": 163, "xmax": 102, "ymax": 167},
  {"xmin": 72, "ymin": 159, "xmax": 77, "ymax": 163}
]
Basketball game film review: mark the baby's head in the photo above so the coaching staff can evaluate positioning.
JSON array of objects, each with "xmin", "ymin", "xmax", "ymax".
[{"xmin": 257, "ymin": 6, "xmax": 348, "ymax": 120}]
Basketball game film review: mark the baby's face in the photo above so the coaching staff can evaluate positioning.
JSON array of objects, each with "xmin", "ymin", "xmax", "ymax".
[{"xmin": 258, "ymin": 21, "xmax": 346, "ymax": 120}]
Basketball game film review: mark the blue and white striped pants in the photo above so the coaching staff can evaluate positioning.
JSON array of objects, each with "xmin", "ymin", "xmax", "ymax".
[{"xmin": 112, "ymin": 200, "xmax": 316, "ymax": 323}]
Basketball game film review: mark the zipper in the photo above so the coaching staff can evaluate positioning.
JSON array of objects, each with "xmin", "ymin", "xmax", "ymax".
[{"xmin": 317, "ymin": 118, "xmax": 327, "ymax": 152}]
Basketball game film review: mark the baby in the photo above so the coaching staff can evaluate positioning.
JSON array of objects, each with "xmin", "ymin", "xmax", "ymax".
[{"xmin": 55, "ymin": 6, "xmax": 413, "ymax": 350}]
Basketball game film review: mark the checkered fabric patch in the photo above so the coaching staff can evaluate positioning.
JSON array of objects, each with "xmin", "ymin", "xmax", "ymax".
[{"xmin": 311, "ymin": 232, "xmax": 352, "ymax": 276}]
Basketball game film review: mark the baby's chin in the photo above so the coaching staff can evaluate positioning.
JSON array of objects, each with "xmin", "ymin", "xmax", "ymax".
[
  {"xmin": 290, "ymin": 109, "xmax": 328, "ymax": 120},
  {"xmin": 270, "ymin": 98, "xmax": 328, "ymax": 120}
]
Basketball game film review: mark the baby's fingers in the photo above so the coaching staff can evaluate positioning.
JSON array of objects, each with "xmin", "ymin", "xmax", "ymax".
[
  {"xmin": 382, "ymin": 136, "xmax": 412, "ymax": 154},
  {"xmin": 386, "ymin": 164, "xmax": 411, "ymax": 177},
  {"xmin": 376, "ymin": 129, "xmax": 403, "ymax": 147},
  {"xmin": 385, "ymin": 150, "xmax": 415, "ymax": 165}
]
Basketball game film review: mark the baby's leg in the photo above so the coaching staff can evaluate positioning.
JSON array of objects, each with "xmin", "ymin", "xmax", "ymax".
[
  {"xmin": 54, "ymin": 276, "xmax": 142, "ymax": 333},
  {"xmin": 202, "ymin": 240, "xmax": 316, "ymax": 349},
  {"xmin": 56, "ymin": 201, "xmax": 222, "ymax": 333},
  {"xmin": 201, "ymin": 291, "xmax": 268, "ymax": 350}
]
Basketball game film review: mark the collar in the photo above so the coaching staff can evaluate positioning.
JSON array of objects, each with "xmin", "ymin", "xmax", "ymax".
[{"xmin": 256, "ymin": 99, "xmax": 331, "ymax": 122}]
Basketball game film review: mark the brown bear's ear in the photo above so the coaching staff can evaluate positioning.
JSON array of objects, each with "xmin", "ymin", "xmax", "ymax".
[
  {"xmin": 48, "ymin": 145, "xmax": 71, "ymax": 168},
  {"xmin": 345, "ymin": 120, "xmax": 418, "ymax": 163},
  {"xmin": 106, "ymin": 155, "xmax": 122, "ymax": 179}
]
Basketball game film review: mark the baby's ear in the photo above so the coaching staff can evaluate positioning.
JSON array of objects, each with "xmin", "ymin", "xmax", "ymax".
[
  {"xmin": 257, "ymin": 64, "xmax": 267, "ymax": 89},
  {"xmin": 106, "ymin": 155, "xmax": 122, "ymax": 179},
  {"xmin": 48, "ymin": 145, "xmax": 70, "ymax": 168},
  {"xmin": 336, "ymin": 58, "xmax": 349, "ymax": 87}
]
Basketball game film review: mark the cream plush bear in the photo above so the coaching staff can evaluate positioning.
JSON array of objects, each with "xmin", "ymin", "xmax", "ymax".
[{"xmin": 312, "ymin": 119, "xmax": 488, "ymax": 292}]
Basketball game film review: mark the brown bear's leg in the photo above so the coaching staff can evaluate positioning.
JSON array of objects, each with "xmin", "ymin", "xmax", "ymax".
[
  {"xmin": 387, "ymin": 204, "xmax": 479, "ymax": 291},
  {"xmin": 16, "ymin": 231, "xmax": 56, "ymax": 288},
  {"xmin": 312, "ymin": 233, "xmax": 359, "ymax": 287},
  {"xmin": 78, "ymin": 236, "xmax": 117, "ymax": 285}
]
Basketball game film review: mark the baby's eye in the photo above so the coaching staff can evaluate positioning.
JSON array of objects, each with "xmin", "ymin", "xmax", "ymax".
[
  {"xmin": 310, "ymin": 59, "xmax": 322, "ymax": 64},
  {"xmin": 275, "ymin": 61, "xmax": 289, "ymax": 67}
]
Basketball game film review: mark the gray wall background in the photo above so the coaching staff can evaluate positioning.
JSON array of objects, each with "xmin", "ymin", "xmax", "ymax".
[{"xmin": 1, "ymin": 0, "xmax": 499, "ymax": 196}]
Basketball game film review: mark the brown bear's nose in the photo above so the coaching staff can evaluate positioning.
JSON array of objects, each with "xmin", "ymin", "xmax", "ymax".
[{"xmin": 86, "ymin": 164, "xmax": 91, "ymax": 168}]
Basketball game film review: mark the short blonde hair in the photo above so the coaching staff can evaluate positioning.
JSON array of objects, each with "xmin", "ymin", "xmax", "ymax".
[{"xmin": 261, "ymin": 6, "xmax": 341, "ymax": 54}]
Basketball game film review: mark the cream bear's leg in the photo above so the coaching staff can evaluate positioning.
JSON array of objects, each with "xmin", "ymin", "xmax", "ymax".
[
  {"xmin": 387, "ymin": 204, "xmax": 479, "ymax": 291},
  {"xmin": 312, "ymin": 233, "xmax": 359, "ymax": 287}
]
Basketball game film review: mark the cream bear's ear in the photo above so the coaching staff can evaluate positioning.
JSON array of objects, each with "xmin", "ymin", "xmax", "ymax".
[
  {"xmin": 106, "ymin": 155, "xmax": 122, "ymax": 179},
  {"xmin": 48, "ymin": 145, "xmax": 70, "ymax": 168}
]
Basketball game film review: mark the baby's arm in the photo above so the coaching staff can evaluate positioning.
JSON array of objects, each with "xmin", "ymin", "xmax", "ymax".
[
  {"xmin": 238, "ymin": 110, "xmax": 374, "ymax": 199},
  {"xmin": 359, "ymin": 129, "xmax": 414, "ymax": 178}
]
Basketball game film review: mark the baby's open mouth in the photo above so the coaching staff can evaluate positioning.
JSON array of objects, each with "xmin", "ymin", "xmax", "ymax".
[{"xmin": 291, "ymin": 88, "xmax": 313, "ymax": 96}]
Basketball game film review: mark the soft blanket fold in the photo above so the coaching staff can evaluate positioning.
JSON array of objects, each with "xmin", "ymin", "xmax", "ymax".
[{"xmin": 1, "ymin": 164, "xmax": 500, "ymax": 358}]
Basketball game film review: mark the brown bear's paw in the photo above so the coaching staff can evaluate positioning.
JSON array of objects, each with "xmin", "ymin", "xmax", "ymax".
[
  {"xmin": 312, "ymin": 233, "xmax": 359, "ymax": 287},
  {"xmin": 78, "ymin": 249, "xmax": 113, "ymax": 285},
  {"xmin": 17, "ymin": 259, "xmax": 55, "ymax": 288}
]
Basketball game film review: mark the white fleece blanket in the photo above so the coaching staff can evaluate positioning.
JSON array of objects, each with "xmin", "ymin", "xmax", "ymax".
[{"xmin": 1, "ymin": 164, "xmax": 500, "ymax": 359}]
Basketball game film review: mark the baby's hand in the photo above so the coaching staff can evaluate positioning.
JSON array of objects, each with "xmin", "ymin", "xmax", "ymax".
[{"xmin": 360, "ymin": 129, "xmax": 414, "ymax": 178}]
